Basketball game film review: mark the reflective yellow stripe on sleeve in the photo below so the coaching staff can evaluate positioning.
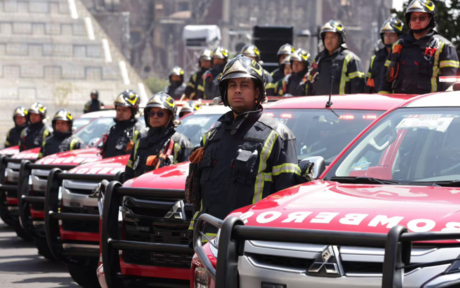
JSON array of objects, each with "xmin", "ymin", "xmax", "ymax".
[
  {"xmin": 370, "ymin": 55, "xmax": 376, "ymax": 70},
  {"xmin": 431, "ymin": 42, "xmax": 445, "ymax": 92},
  {"xmin": 187, "ymin": 82, "xmax": 196, "ymax": 88},
  {"xmin": 272, "ymin": 163, "xmax": 301, "ymax": 176},
  {"xmin": 339, "ymin": 54, "xmax": 352, "ymax": 95},
  {"xmin": 349, "ymin": 71, "xmax": 365, "ymax": 79},
  {"xmin": 173, "ymin": 143, "xmax": 180, "ymax": 164},
  {"xmin": 440, "ymin": 60, "xmax": 460, "ymax": 69},
  {"xmin": 253, "ymin": 131, "xmax": 278, "ymax": 204},
  {"xmin": 70, "ymin": 139, "xmax": 78, "ymax": 150},
  {"xmin": 384, "ymin": 60, "xmax": 391, "ymax": 67},
  {"xmin": 197, "ymin": 85, "xmax": 205, "ymax": 92}
]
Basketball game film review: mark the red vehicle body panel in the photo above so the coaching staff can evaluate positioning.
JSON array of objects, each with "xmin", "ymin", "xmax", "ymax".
[{"xmin": 0, "ymin": 146, "xmax": 19, "ymax": 155}]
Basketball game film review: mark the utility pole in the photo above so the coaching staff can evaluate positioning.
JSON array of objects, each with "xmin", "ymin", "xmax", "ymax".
[{"xmin": 221, "ymin": 0, "xmax": 230, "ymax": 49}]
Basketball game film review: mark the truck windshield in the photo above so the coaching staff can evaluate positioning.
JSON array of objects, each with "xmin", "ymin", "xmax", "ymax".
[
  {"xmin": 326, "ymin": 108, "xmax": 460, "ymax": 184},
  {"xmin": 264, "ymin": 109, "xmax": 384, "ymax": 163}
]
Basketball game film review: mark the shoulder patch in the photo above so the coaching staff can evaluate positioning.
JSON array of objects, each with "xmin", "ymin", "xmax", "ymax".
[{"xmin": 258, "ymin": 115, "xmax": 295, "ymax": 141}]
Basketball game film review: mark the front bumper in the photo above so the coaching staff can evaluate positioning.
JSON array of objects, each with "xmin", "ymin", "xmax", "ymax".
[
  {"xmin": 0, "ymin": 157, "xmax": 29, "ymax": 224},
  {"xmin": 100, "ymin": 181, "xmax": 192, "ymax": 288},
  {"xmin": 45, "ymin": 169, "xmax": 123, "ymax": 262},
  {"xmin": 194, "ymin": 214, "xmax": 460, "ymax": 288}
]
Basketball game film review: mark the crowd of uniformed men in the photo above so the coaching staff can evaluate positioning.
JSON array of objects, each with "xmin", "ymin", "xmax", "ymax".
[{"xmin": 3, "ymin": 0, "xmax": 460, "ymax": 236}]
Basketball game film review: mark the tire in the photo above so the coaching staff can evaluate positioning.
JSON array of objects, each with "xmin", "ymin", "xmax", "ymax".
[
  {"xmin": 35, "ymin": 237, "xmax": 57, "ymax": 261},
  {"xmin": 14, "ymin": 222, "xmax": 33, "ymax": 242},
  {"xmin": 0, "ymin": 213, "xmax": 13, "ymax": 227},
  {"xmin": 68, "ymin": 262, "xmax": 101, "ymax": 288}
]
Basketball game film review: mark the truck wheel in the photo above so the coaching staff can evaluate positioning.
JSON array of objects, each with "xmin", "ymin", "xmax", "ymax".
[
  {"xmin": 68, "ymin": 263, "xmax": 101, "ymax": 288},
  {"xmin": 14, "ymin": 222, "xmax": 33, "ymax": 242},
  {"xmin": 35, "ymin": 237, "xmax": 56, "ymax": 261},
  {"xmin": 0, "ymin": 213, "xmax": 13, "ymax": 227}
]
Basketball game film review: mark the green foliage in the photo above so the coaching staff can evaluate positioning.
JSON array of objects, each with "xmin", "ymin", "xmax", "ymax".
[
  {"xmin": 144, "ymin": 77, "xmax": 169, "ymax": 94},
  {"xmin": 391, "ymin": 0, "xmax": 460, "ymax": 55}
]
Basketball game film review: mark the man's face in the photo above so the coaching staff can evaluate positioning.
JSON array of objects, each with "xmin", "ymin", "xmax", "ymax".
[
  {"xmin": 292, "ymin": 61, "xmax": 305, "ymax": 73},
  {"xmin": 55, "ymin": 120, "xmax": 70, "ymax": 133},
  {"xmin": 201, "ymin": 59, "xmax": 212, "ymax": 69},
  {"xmin": 284, "ymin": 63, "xmax": 292, "ymax": 76},
  {"xmin": 383, "ymin": 32, "xmax": 399, "ymax": 46},
  {"xmin": 279, "ymin": 54, "xmax": 288, "ymax": 64},
  {"xmin": 29, "ymin": 113, "xmax": 41, "ymax": 124},
  {"xmin": 227, "ymin": 78, "xmax": 258, "ymax": 113},
  {"xmin": 171, "ymin": 75, "xmax": 182, "ymax": 82},
  {"xmin": 116, "ymin": 106, "xmax": 132, "ymax": 121},
  {"xmin": 213, "ymin": 58, "xmax": 225, "ymax": 66},
  {"xmin": 148, "ymin": 108, "xmax": 171, "ymax": 128},
  {"xmin": 15, "ymin": 115, "xmax": 26, "ymax": 126},
  {"xmin": 410, "ymin": 12, "xmax": 431, "ymax": 31},
  {"xmin": 324, "ymin": 32, "xmax": 341, "ymax": 53},
  {"xmin": 91, "ymin": 93, "xmax": 97, "ymax": 100}
]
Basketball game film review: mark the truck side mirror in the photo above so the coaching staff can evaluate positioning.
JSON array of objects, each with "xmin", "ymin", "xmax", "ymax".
[{"xmin": 299, "ymin": 156, "xmax": 326, "ymax": 179}]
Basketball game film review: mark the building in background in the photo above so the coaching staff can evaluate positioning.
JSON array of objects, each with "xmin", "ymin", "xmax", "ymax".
[{"xmin": 81, "ymin": 0, "xmax": 393, "ymax": 79}]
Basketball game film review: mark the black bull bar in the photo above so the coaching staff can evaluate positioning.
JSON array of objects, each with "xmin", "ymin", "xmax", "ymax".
[
  {"xmin": 0, "ymin": 156, "xmax": 36, "ymax": 225},
  {"xmin": 44, "ymin": 168, "xmax": 123, "ymax": 261},
  {"xmin": 18, "ymin": 161, "xmax": 78, "ymax": 236},
  {"xmin": 194, "ymin": 214, "xmax": 460, "ymax": 288},
  {"xmin": 100, "ymin": 180, "xmax": 193, "ymax": 288}
]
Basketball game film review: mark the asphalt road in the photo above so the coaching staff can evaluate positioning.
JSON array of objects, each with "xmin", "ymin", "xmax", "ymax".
[{"xmin": 0, "ymin": 220, "xmax": 77, "ymax": 287}]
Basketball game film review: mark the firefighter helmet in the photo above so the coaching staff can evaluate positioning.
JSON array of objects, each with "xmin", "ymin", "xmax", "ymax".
[
  {"xmin": 320, "ymin": 20, "xmax": 346, "ymax": 44},
  {"xmin": 219, "ymin": 55, "xmax": 266, "ymax": 107},
  {"xmin": 144, "ymin": 92, "xmax": 177, "ymax": 128},
  {"xmin": 405, "ymin": 0, "xmax": 437, "ymax": 31},
  {"xmin": 240, "ymin": 44, "xmax": 261, "ymax": 62},
  {"xmin": 52, "ymin": 109, "xmax": 73, "ymax": 130},
  {"xmin": 114, "ymin": 90, "xmax": 140, "ymax": 119},
  {"xmin": 380, "ymin": 17, "xmax": 405, "ymax": 43}
]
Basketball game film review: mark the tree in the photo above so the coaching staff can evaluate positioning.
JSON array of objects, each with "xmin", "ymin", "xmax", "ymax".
[{"xmin": 391, "ymin": 0, "xmax": 460, "ymax": 55}]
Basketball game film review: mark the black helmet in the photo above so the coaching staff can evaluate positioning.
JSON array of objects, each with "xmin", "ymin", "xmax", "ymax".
[
  {"xmin": 169, "ymin": 66, "xmax": 185, "ymax": 83},
  {"xmin": 405, "ymin": 0, "xmax": 437, "ymax": 31},
  {"xmin": 52, "ymin": 109, "xmax": 73, "ymax": 131},
  {"xmin": 211, "ymin": 47, "xmax": 229, "ymax": 64},
  {"xmin": 277, "ymin": 43, "xmax": 295, "ymax": 57},
  {"xmin": 320, "ymin": 20, "xmax": 346, "ymax": 45},
  {"xmin": 114, "ymin": 90, "xmax": 140, "ymax": 119},
  {"xmin": 240, "ymin": 44, "xmax": 261, "ymax": 62},
  {"xmin": 28, "ymin": 102, "xmax": 47, "ymax": 119},
  {"xmin": 198, "ymin": 48, "xmax": 212, "ymax": 65},
  {"xmin": 219, "ymin": 55, "xmax": 266, "ymax": 108},
  {"xmin": 90, "ymin": 89, "xmax": 99, "ymax": 99},
  {"xmin": 143, "ymin": 92, "xmax": 177, "ymax": 128},
  {"xmin": 12, "ymin": 106, "xmax": 27, "ymax": 121},
  {"xmin": 290, "ymin": 49, "xmax": 311, "ymax": 66},
  {"xmin": 380, "ymin": 17, "xmax": 404, "ymax": 43}
]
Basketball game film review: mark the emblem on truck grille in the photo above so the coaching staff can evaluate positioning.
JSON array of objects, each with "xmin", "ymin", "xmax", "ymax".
[
  {"xmin": 307, "ymin": 246, "xmax": 343, "ymax": 277},
  {"xmin": 164, "ymin": 200, "xmax": 186, "ymax": 220}
]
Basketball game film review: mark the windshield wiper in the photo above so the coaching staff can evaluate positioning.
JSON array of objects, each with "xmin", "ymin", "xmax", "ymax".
[
  {"xmin": 412, "ymin": 180, "xmax": 460, "ymax": 187},
  {"xmin": 330, "ymin": 176, "xmax": 401, "ymax": 185}
]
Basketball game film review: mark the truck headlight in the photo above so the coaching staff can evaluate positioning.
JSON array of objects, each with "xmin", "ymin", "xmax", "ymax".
[{"xmin": 195, "ymin": 267, "xmax": 209, "ymax": 288}]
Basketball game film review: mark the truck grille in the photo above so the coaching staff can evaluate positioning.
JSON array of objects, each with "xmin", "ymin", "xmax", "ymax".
[
  {"xmin": 121, "ymin": 197, "xmax": 193, "ymax": 269},
  {"xmin": 61, "ymin": 206, "xmax": 99, "ymax": 233}
]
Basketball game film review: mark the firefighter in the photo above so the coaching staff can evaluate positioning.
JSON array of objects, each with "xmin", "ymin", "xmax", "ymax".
[
  {"xmin": 101, "ymin": 90, "xmax": 145, "ymax": 159},
  {"xmin": 18, "ymin": 102, "xmax": 52, "ymax": 152},
  {"xmin": 365, "ymin": 17, "xmax": 404, "ymax": 93},
  {"xmin": 266, "ymin": 43, "xmax": 295, "ymax": 96},
  {"xmin": 124, "ymin": 92, "xmax": 193, "ymax": 182},
  {"xmin": 165, "ymin": 66, "xmax": 187, "ymax": 100},
  {"xmin": 184, "ymin": 48, "xmax": 212, "ymax": 100},
  {"xmin": 38, "ymin": 109, "xmax": 84, "ymax": 158},
  {"xmin": 379, "ymin": 0, "xmax": 459, "ymax": 94},
  {"xmin": 276, "ymin": 49, "xmax": 311, "ymax": 96},
  {"xmin": 306, "ymin": 20, "xmax": 365, "ymax": 95},
  {"xmin": 5, "ymin": 107, "xmax": 28, "ymax": 148},
  {"xmin": 196, "ymin": 46, "xmax": 229, "ymax": 99},
  {"xmin": 83, "ymin": 90, "xmax": 104, "ymax": 113},
  {"xmin": 240, "ymin": 44, "xmax": 273, "ymax": 85},
  {"xmin": 186, "ymin": 55, "xmax": 309, "ymax": 235}
]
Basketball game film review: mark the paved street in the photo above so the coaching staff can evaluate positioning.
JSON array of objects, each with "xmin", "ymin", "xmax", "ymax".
[{"xmin": 0, "ymin": 220, "xmax": 77, "ymax": 287}]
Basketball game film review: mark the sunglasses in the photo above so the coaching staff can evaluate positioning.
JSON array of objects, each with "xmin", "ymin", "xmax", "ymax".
[
  {"xmin": 148, "ymin": 110, "xmax": 166, "ymax": 118},
  {"xmin": 410, "ymin": 15, "xmax": 429, "ymax": 22}
]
